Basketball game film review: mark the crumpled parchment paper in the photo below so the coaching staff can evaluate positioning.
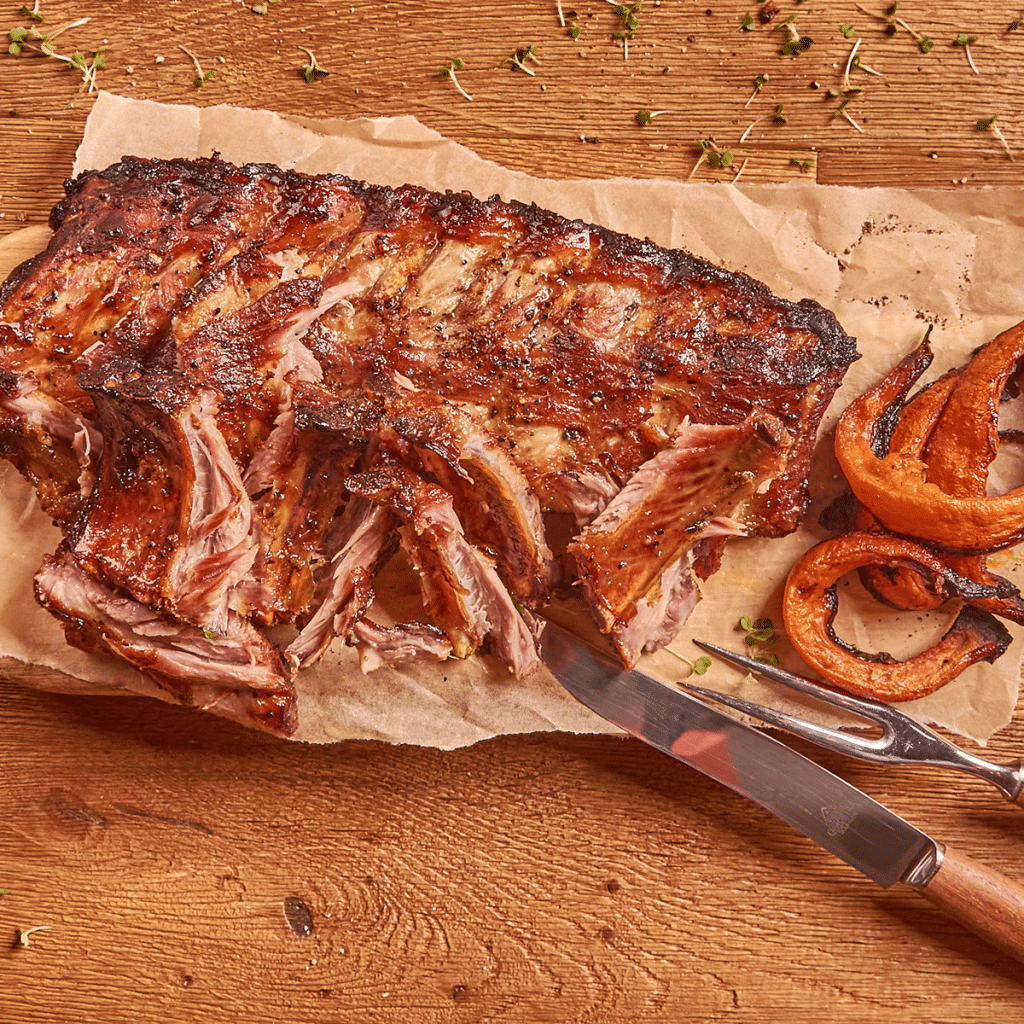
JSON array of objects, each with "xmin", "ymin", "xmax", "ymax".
[{"xmin": 1, "ymin": 91, "xmax": 1022, "ymax": 746}]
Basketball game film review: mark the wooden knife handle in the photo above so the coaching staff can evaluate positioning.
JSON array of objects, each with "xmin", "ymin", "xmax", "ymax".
[{"xmin": 916, "ymin": 844, "xmax": 1024, "ymax": 963}]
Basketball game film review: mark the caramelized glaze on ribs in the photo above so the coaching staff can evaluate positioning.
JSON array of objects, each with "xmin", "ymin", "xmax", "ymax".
[{"xmin": 0, "ymin": 155, "xmax": 858, "ymax": 734}]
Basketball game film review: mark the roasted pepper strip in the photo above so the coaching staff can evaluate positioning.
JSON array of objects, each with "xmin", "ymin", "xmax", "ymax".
[{"xmin": 782, "ymin": 532, "xmax": 1012, "ymax": 702}]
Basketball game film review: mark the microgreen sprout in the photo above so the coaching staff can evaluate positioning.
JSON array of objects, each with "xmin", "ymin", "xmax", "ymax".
[
  {"xmin": 953, "ymin": 33, "xmax": 980, "ymax": 74},
  {"xmin": 739, "ymin": 101, "xmax": 788, "ymax": 142},
  {"xmin": 791, "ymin": 156, "xmax": 815, "ymax": 172},
  {"xmin": 741, "ymin": 12, "xmax": 756, "ymax": 32},
  {"xmin": 558, "ymin": 2, "xmax": 583, "ymax": 39},
  {"xmin": 440, "ymin": 57, "xmax": 472, "ymax": 101},
  {"xmin": 8, "ymin": 18, "xmax": 104, "ymax": 91},
  {"xmin": 855, "ymin": 3, "xmax": 932, "ymax": 52},
  {"xmin": 675, "ymin": 653, "xmax": 713, "ymax": 680},
  {"xmin": 689, "ymin": 139, "xmax": 734, "ymax": 179},
  {"xmin": 739, "ymin": 615, "xmax": 781, "ymax": 667},
  {"xmin": 15, "ymin": 925, "xmax": 51, "ymax": 947},
  {"xmin": 179, "ymin": 44, "xmax": 215, "ymax": 87},
  {"xmin": 501, "ymin": 44, "xmax": 540, "ymax": 75},
  {"xmin": 828, "ymin": 43, "xmax": 883, "ymax": 99},
  {"xmin": 1011, "ymin": 20, "xmax": 1021, "ymax": 32},
  {"xmin": 744, "ymin": 72, "xmax": 770, "ymax": 107},
  {"xmin": 635, "ymin": 109, "xmax": 673, "ymax": 126},
  {"xmin": 976, "ymin": 114, "xmax": 1014, "ymax": 161},
  {"xmin": 777, "ymin": 15, "xmax": 813, "ymax": 55},
  {"xmin": 608, "ymin": 0, "xmax": 642, "ymax": 60},
  {"xmin": 297, "ymin": 45, "xmax": 329, "ymax": 83},
  {"xmin": 840, "ymin": 23, "xmax": 855, "ymax": 38},
  {"xmin": 9, "ymin": 17, "xmax": 88, "ymax": 56},
  {"xmin": 831, "ymin": 96, "xmax": 865, "ymax": 133},
  {"xmin": 19, "ymin": 2, "xmax": 42, "ymax": 21}
]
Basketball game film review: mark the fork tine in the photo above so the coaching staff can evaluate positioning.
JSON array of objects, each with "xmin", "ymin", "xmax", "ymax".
[
  {"xmin": 678, "ymin": 680, "xmax": 890, "ymax": 762},
  {"xmin": 691, "ymin": 639, "xmax": 895, "ymax": 723}
]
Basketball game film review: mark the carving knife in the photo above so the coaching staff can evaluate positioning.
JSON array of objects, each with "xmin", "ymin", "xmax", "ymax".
[{"xmin": 540, "ymin": 620, "xmax": 1024, "ymax": 963}]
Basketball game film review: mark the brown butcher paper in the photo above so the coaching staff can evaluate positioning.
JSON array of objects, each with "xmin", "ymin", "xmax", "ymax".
[{"xmin": 0, "ymin": 92, "xmax": 1021, "ymax": 747}]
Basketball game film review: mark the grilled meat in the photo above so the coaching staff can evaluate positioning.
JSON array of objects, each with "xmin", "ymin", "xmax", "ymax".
[{"xmin": 0, "ymin": 155, "xmax": 858, "ymax": 734}]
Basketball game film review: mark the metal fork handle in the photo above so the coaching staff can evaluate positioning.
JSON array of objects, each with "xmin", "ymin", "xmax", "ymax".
[{"xmin": 937, "ymin": 752, "xmax": 1024, "ymax": 805}]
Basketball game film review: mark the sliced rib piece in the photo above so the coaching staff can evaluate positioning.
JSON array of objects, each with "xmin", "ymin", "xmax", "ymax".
[
  {"xmin": 285, "ymin": 494, "xmax": 399, "ymax": 672},
  {"xmin": 69, "ymin": 362, "xmax": 261, "ymax": 634},
  {"xmin": 0, "ymin": 368, "xmax": 103, "ymax": 524},
  {"xmin": 241, "ymin": 392, "xmax": 363, "ymax": 626},
  {"xmin": 350, "ymin": 619, "xmax": 453, "ymax": 673},
  {"xmin": 570, "ymin": 415, "xmax": 791, "ymax": 666},
  {"xmin": 35, "ymin": 545, "xmax": 295, "ymax": 735},
  {"xmin": 346, "ymin": 454, "xmax": 541, "ymax": 677},
  {"xmin": 376, "ymin": 385, "xmax": 555, "ymax": 606}
]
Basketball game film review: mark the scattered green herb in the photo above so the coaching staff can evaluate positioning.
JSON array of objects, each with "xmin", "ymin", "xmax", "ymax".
[
  {"xmin": 953, "ymin": 32, "xmax": 980, "ymax": 74},
  {"xmin": 608, "ymin": 0, "xmax": 642, "ymax": 60},
  {"xmin": 840, "ymin": 22, "xmax": 855, "ymax": 38},
  {"xmin": 15, "ymin": 925, "xmax": 50, "ymax": 948},
  {"xmin": 8, "ymin": 17, "xmax": 104, "ymax": 90},
  {"xmin": 179, "ymin": 44, "xmax": 215, "ymax": 87},
  {"xmin": 635, "ymin": 109, "xmax": 672, "ymax": 126},
  {"xmin": 689, "ymin": 138, "xmax": 734, "ymax": 179},
  {"xmin": 297, "ymin": 44, "xmax": 329, "ymax": 83},
  {"xmin": 831, "ymin": 96, "xmax": 865, "ymax": 133},
  {"xmin": 739, "ymin": 615, "xmax": 781, "ymax": 666},
  {"xmin": 744, "ymin": 72, "xmax": 770, "ymax": 107},
  {"xmin": 740, "ymin": 101, "xmax": 788, "ymax": 142},
  {"xmin": 501, "ymin": 44, "xmax": 540, "ymax": 76},
  {"xmin": 1011, "ymin": 20, "xmax": 1021, "ymax": 32},
  {"xmin": 777, "ymin": 15, "xmax": 814, "ymax": 55},
  {"xmin": 558, "ymin": 2, "xmax": 582, "ymax": 39},
  {"xmin": 440, "ymin": 57, "xmax": 472, "ymax": 101},
  {"xmin": 976, "ymin": 114, "xmax": 1014, "ymax": 160},
  {"xmin": 741, "ymin": 12, "xmax": 756, "ymax": 32}
]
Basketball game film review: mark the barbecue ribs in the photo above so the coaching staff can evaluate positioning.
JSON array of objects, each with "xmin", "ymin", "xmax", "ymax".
[{"xmin": 0, "ymin": 155, "xmax": 858, "ymax": 734}]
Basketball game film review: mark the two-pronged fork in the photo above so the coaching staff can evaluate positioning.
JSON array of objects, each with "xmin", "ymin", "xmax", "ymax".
[{"xmin": 685, "ymin": 640, "xmax": 1024, "ymax": 806}]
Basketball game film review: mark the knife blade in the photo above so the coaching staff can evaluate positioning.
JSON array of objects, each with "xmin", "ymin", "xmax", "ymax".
[{"xmin": 540, "ymin": 620, "xmax": 1024, "ymax": 963}]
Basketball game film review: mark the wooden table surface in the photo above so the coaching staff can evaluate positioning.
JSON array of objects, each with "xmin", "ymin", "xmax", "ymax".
[{"xmin": 2, "ymin": 2, "xmax": 1024, "ymax": 1020}]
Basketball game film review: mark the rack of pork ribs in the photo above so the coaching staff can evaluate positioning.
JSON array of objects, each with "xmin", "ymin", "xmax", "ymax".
[{"xmin": 0, "ymin": 156, "xmax": 857, "ymax": 734}]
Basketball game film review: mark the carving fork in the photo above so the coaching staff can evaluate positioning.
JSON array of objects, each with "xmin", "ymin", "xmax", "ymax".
[{"xmin": 685, "ymin": 641, "xmax": 1024, "ymax": 807}]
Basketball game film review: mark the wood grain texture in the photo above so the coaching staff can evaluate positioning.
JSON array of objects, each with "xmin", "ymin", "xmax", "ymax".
[
  {"xmin": 3, "ymin": 680, "xmax": 1024, "ymax": 1023},
  {"xmin": 2, "ymin": 1, "xmax": 1024, "ymax": 1020}
]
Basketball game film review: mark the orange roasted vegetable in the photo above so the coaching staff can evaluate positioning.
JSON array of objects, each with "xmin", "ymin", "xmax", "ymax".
[
  {"xmin": 782, "ymin": 532, "xmax": 1013, "ymax": 701},
  {"xmin": 834, "ymin": 320, "xmax": 1024, "ymax": 554},
  {"xmin": 855, "ymin": 366, "xmax": 960, "ymax": 612}
]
